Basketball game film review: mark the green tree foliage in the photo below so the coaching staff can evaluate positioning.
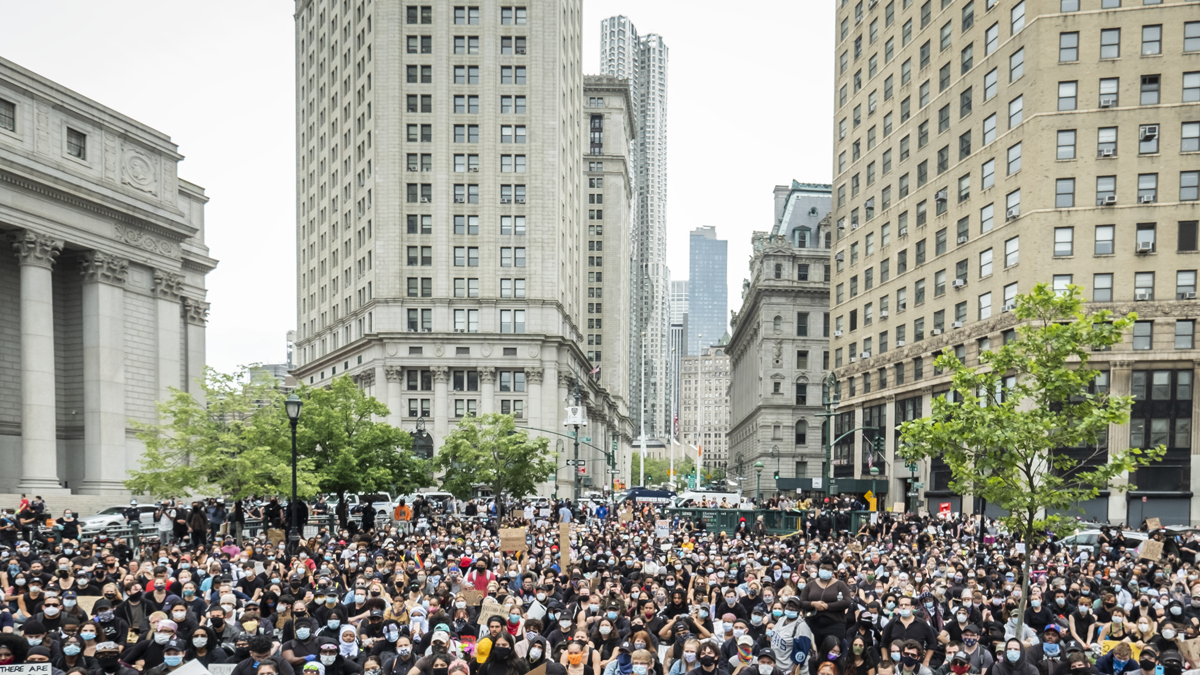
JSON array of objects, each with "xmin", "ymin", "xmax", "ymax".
[
  {"xmin": 296, "ymin": 375, "xmax": 432, "ymax": 500},
  {"xmin": 898, "ymin": 284, "xmax": 1166, "ymax": 636},
  {"xmin": 127, "ymin": 367, "xmax": 321, "ymax": 499},
  {"xmin": 434, "ymin": 413, "xmax": 554, "ymax": 500}
]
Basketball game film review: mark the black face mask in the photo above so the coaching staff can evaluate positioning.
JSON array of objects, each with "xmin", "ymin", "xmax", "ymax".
[
  {"xmin": 700, "ymin": 655, "xmax": 716, "ymax": 667},
  {"xmin": 98, "ymin": 657, "xmax": 120, "ymax": 672}
]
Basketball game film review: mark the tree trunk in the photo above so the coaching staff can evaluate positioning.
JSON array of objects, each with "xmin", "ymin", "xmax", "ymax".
[{"xmin": 1014, "ymin": 508, "xmax": 1036, "ymax": 640}]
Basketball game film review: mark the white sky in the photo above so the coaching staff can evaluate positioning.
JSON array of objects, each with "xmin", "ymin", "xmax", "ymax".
[{"xmin": 1, "ymin": 0, "xmax": 833, "ymax": 373}]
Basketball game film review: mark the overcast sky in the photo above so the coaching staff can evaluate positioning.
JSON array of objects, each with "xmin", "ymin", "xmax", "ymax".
[{"xmin": 1, "ymin": 0, "xmax": 833, "ymax": 373}]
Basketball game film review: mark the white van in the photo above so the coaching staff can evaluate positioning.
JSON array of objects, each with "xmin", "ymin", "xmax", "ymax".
[{"xmin": 673, "ymin": 490, "xmax": 743, "ymax": 508}]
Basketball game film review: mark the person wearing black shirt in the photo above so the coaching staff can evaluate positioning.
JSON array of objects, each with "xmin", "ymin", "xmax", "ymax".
[
  {"xmin": 686, "ymin": 643, "xmax": 729, "ymax": 675},
  {"xmin": 283, "ymin": 617, "xmax": 323, "ymax": 667}
]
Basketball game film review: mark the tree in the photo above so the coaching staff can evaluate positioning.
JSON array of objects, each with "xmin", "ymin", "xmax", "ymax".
[
  {"xmin": 897, "ymin": 283, "xmax": 1166, "ymax": 637},
  {"xmin": 640, "ymin": 456, "xmax": 696, "ymax": 487},
  {"xmin": 434, "ymin": 413, "xmax": 554, "ymax": 501},
  {"xmin": 127, "ymin": 367, "xmax": 322, "ymax": 499},
  {"xmin": 296, "ymin": 375, "xmax": 432, "ymax": 500}
]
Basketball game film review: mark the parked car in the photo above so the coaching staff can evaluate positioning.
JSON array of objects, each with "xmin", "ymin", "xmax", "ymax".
[
  {"xmin": 350, "ymin": 493, "xmax": 394, "ymax": 514},
  {"xmin": 1058, "ymin": 529, "xmax": 1148, "ymax": 554},
  {"xmin": 80, "ymin": 504, "xmax": 159, "ymax": 533}
]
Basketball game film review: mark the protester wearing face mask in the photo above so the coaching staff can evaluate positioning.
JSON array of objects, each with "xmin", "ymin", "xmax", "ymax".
[
  {"xmin": 932, "ymin": 650, "xmax": 978, "ymax": 675},
  {"xmin": 283, "ymin": 618, "xmax": 323, "ymax": 666},
  {"xmin": 1027, "ymin": 625, "xmax": 1065, "ymax": 673},
  {"xmin": 144, "ymin": 638, "xmax": 191, "ymax": 675},
  {"xmin": 881, "ymin": 599, "xmax": 938, "ymax": 667},
  {"xmin": 1095, "ymin": 642, "xmax": 1139, "ymax": 675},
  {"xmin": 189, "ymin": 624, "xmax": 228, "ymax": 667}
]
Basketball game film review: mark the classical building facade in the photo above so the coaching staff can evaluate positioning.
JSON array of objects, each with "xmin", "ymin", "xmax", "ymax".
[
  {"xmin": 600, "ymin": 15, "xmax": 672, "ymax": 444},
  {"xmin": 290, "ymin": 0, "xmax": 631, "ymax": 495},
  {"xmin": 0, "ymin": 57, "xmax": 216, "ymax": 494},
  {"xmin": 727, "ymin": 184, "xmax": 832, "ymax": 497},
  {"xmin": 680, "ymin": 344, "xmax": 731, "ymax": 475},
  {"xmin": 830, "ymin": 0, "xmax": 1200, "ymax": 522}
]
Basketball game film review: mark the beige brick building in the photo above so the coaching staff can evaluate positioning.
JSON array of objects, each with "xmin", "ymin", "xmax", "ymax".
[
  {"xmin": 290, "ymin": 0, "xmax": 632, "ymax": 495},
  {"xmin": 680, "ymin": 345, "xmax": 731, "ymax": 477},
  {"xmin": 830, "ymin": 0, "xmax": 1200, "ymax": 522}
]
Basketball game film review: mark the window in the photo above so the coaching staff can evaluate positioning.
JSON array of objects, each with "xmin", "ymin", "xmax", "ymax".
[
  {"xmin": 1094, "ymin": 273, "xmax": 1114, "ymax": 301},
  {"xmin": 66, "ymin": 128, "xmax": 86, "ymax": 159},
  {"xmin": 1004, "ymin": 283, "xmax": 1018, "ymax": 309},
  {"xmin": 1185, "ymin": 73, "xmax": 1200, "ymax": 103},
  {"xmin": 1054, "ymin": 228, "xmax": 1074, "ymax": 256},
  {"xmin": 980, "ymin": 159, "xmax": 995, "ymax": 189},
  {"xmin": 1141, "ymin": 75, "xmax": 1160, "ymax": 105},
  {"xmin": 1009, "ymin": 96, "xmax": 1023, "ymax": 128},
  {"xmin": 1100, "ymin": 78, "xmax": 1120, "ymax": 108},
  {"xmin": 500, "ymin": 309, "xmax": 526, "ymax": 334},
  {"xmin": 1180, "ymin": 221, "xmax": 1199, "ymax": 251},
  {"xmin": 1187, "ymin": 22, "xmax": 1200, "ymax": 53},
  {"xmin": 1142, "ymin": 25, "xmax": 1162, "ymax": 56},
  {"xmin": 499, "ymin": 66, "xmax": 527, "ymax": 85},
  {"xmin": 961, "ymin": 89, "xmax": 973, "ymax": 118},
  {"xmin": 1098, "ymin": 127, "xmax": 1118, "ymax": 156},
  {"xmin": 961, "ymin": 44, "xmax": 974, "ymax": 74},
  {"xmin": 1058, "ymin": 81, "xmax": 1077, "ymax": 111},
  {"xmin": 454, "ymin": 6, "xmax": 481, "ymax": 25},
  {"xmin": 501, "ymin": 6, "xmax": 527, "ymax": 25},
  {"xmin": 1183, "ymin": 172, "xmax": 1200, "ymax": 201},
  {"xmin": 940, "ymin": 64, "xmax": 951, "ymax": 93},
  {"xmin": 1055, "ymin": 129, "xmax": 1076, "ymax": 160},
  {"xmin": 985, "ymin": 22, "xmax": 999, "ymax": 55},
  {"xmin": 1101, "ymin": 29, "xmax": 1121, "ymax": 59},
  {"xmin": 1184, "ymin": 122, "xmax": 1200, "ymax": 153},
  {"xmin": 1060, "ymin": 32, "xmax": 1079, "ymax": 62},
  {"xmin": 1176, "ymin": 321, "xmax": 1195, "ymax": 349},
  {"xmin": 500, "ymin": 125, "xmax": 526, "ymax": 144},
  {"xmin": 1062, "ymin": 0, "xmax": 1079, "ymax": 10},
  {"xmin": 1053, "ymin": 275, "xmax": 1073, "ymax": 296},
  {"xmin": 453, "ymin": 66, "xmax": 480, "ymax": 84},
  {"xmin": 980, "ymin": 248, "xmax": 993, "ymax": 277},
  {"xmin": 1138, "ymin": 173, "xmax": 1158, "ymax": 202},
  {"xmin": 1010, "ymin": 48, "xmax": 1024, "ymax": 81},
  {"xmin": 1004, "ymin": 236, "xmax": 1019, "ymax": 266},
  {"xmin": 981, "ymin": 203, "xmax": 994, "ymax": 232},
  {"xmin": 1095, "ymin": 225, "xmax": 1115, "ymax": 255},
  {"xmin": 1177, "ymin": 271, "xmax": 1197, "ymax": 299},
  {"xmin": 984, "ymin": 113, "xmax": 996, "ymax": 144},
  {"xmin": 1006, "ymin": 189, "xmax": 1021, "ymax": 217},
  {"xmin": 407, "ymin": 214, "xmax": 433, "ymax": 235},
  {"xmin": 1137, "ymin": 223, "xmax": 1157, "ymax": 252},
  {"xmin": 941, "ymin": 21, "xmax": 953, "ymax": 51},
  {"xmin": 1136, "ymin": 272, "xmax": 1156, "ymax": 300},
  {"xmin": 1056, "ymin": 178, "xmax": 1076, "ymax": 208},
  {"xmin": 1133, "ymin": 321, "xmax": 1153, "ymax": 350},
  {"xmin": 979, "ymin": 292, "xmax": 992, "ymax": 320},
  {"xmin": 1140, "ymin": 124, "xmax": 1160, "ymax": 154},
  {"xmin": 1011, "ymin": 1, "xmax": 1025, "ymax": 33},
  {"xmin": 0, "ymin": 98, "xmax": 13, "ymax": 132},
  {"xmin": 1007, "ymin": 142, "xmax": 1022, "ymax": 174}
]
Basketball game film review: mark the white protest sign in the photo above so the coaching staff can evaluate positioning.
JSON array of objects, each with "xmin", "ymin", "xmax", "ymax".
[
  {"xmin": 0, "ymin": 665, "xmax": 52, "ymax": 675},
  {"xmin": 655, "ymin": 520, "xmax": 670, "ymax": 538}
]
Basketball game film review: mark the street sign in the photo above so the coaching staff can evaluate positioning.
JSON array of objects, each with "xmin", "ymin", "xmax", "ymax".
[
  {"xmin": 907, "ymin": 490, "xmax": 919, "ymax": 496},
  {"xmin": 914, "ymin": 482, "xmax": 925, "ymax": 489},
  {"xmin": 608, "ymin": 469, "xmax": 619, "ymax": 475},
  {"xmin": 582, "ymin": 437, "xmax": 592, "ymax": 443}
]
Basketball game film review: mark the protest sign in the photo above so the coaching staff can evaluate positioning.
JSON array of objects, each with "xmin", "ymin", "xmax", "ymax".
[{"xmin": 499, "ymin": 527, "xmax": 528, "ymax": 552}]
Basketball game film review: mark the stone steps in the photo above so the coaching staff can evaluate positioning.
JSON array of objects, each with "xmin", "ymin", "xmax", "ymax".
[{"xmin": 0, "ymin": 493, "xmax": 131, "ymax": 518}]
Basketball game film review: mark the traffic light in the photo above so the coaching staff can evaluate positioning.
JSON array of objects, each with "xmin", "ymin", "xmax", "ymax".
[
  {"xmin": 773, "ymin": 470, "xmax": 779, "ymax": 480},
  {"xmin": 874, "ymin": 434, "xmax": 886, "ymax": 456}
]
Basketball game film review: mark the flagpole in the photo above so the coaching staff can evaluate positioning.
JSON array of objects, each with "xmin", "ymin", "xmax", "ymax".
[{"xmin": 696, "ymin": 333, "xmax": 702, "ymax": 488}]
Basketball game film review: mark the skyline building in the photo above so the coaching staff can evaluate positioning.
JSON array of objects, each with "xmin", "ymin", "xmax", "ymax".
[
  {"xmin": 829, "ymin": 0, "xmax": 1200, "ymax": 523},
  {"xmin": 600, "ymin": 15, "xmax": 671, "ymax": 443},
  {"xmin": 688, "ymin": 225, "xmax": 728, "ymax": 352},
  {"xmin": 290, "ymin": 0, "xmax": 630, "ymax": 494}
]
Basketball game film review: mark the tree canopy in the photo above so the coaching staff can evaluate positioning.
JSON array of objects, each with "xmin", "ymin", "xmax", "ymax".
[{"xmin": 434, "ymin": 413, "xmax": 555, "ymax": 500}]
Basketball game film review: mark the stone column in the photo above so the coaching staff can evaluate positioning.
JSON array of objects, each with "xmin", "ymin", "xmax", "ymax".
[
  {"xmin": 385, "ymin": 367, "xmax": 403, "ymax": 428},
  {"xmin": 527, "ymin": 368, "xmax": 545, "ymax": 429},
  {"xmin": 432, "ymin": 366, "xmax": 449, "ymax": 441},
  {"xmin": 182, "ymin": 298, "xmax": 209, "ymax": 407},
  {"xmin": 852, "ymin": 404, "xmax": 864, "ymax": 478},
  {"xmin": 1108, "ymin": 361, "xmax": 1133, "ymax": 524},
  {"xmin": 9, "ymin": 231, "xmax": 65, "ymax": 491},
  {"xmin": 479, "ymin": 367, "xmax": 496, "ymax": 415},
  {"xmin": 79, "ymin": 251, "xmax": 130, "ymax": 494},
  {"xmin": 153, "ymin": 271, "xmax": 184, "ymax": 402},
  {"xmin": 1190, "ymin": 361, "xmax": 1200, "ymax": 525}
]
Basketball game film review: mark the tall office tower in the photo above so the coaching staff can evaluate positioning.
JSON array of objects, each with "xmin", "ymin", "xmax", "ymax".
[
  {"xmin": 600, "ymin": 15, "xmax": 671, "ymax": 444},
  {"xmin": 292, "ymin": 0, "xmax": 628, "ymax": 492},
  {"xmin": 689, "ymin": 226, "xmax": 729, "ymax": 351},
  {"xmin": 670, "ymin": 280, "xmax": 689, "ymax": 326},
  {"xmin": 669, "ymin": 278, "xmax": 688, "ymax": 421},
  {"xmin": 830, "ymin": 0, "xmax": 1200, "ymax": 523},
  {"xmin": 727, "ymin": 183, "xmax": 831, "ymax": 496},
  {"xmin": 583, "ymin": 76, "xmax": 634, "ymax": 431}
]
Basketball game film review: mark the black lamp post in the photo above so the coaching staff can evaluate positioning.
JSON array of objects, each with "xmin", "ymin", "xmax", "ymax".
[
  {"xmin": 284, "ymin": 393, "xmax": 302, "ymax": 553},
  {"xmin": 754, "ymin": 461, "xmax": 764, "ymax": 503},
  {"xmin": 412, "ymin": 418, "xmax": 433, "ymax": 459}
]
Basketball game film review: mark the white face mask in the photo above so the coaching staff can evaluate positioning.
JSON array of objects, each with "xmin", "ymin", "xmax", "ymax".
[
  {"xmin": 155, "ymin": 633, "xmax": 172, "ymax": 644},
  {"xmin": 321, "ymin": 655, "xmax": 337, "ymax": 666},
  {"xmin": 759, "ymin": 666, "xmax": 773, "ymax": 675},
  {"xmin": 530, "ymin": 649, "xmax": 543, "ymax": 660},
  {"xmin": 194, "ymin": 637, "xmax": 208, "ymax": 648}
]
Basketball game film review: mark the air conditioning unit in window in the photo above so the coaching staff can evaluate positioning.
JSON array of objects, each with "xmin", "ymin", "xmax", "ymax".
[
  {"xmin": 953, "ymin": 279, "xmax": 967, "ymax": 289},
  {"xmin": 849, "ymin": 356, "xmax": 857, "ymax": 363},
  {"xmin": 1002, "ymin": 303, "xmax": 1016, "ymax": 312},
  {"xmin": 1100, "ymin": 195, "xmax": 1117, "ymax": 205},
  {"xmin": 454, "ymin": 329, "xmax": 466, "ymax": 333},
  {"xmin": 421, "ymin": 197, "xmax": 432, "ymax": 203},
  {"xmin": 896, "ymin": 339, "xmax": 906, "ymax": 346},
  {"xmin": 407, "ymin": 166, "xmax": 418, "ymax": 172},
  {"xmin": 869, "ymin": 103, "xmax": 877, "ymax": 114},
  {"xmin": 869, "ymin": 0, "xmax": 878, "ymax": 7},
  {"xmin": 453, "ymin": 197, "xmax": 465, "ymax": 203},
  {"xmin": 408, "ymin": 328, "xmax": 418, "ymax": 332},
  {"xmin": 957, "ymin": 236, "xmax": 968, "ymax": 244},
  {"xmin": 500, "ymin": 197, "xmax": 512, "ymax": 204},
  {"xmin": 1006, "ymin": 207, "xmax": 1020, "ymax": 220},
  {"xmin": 936, "ymin": 189, "xmax": 948, "ymax": 202},
  {"xmin": 516, "ymin": 47, "xmax": 527, "ymax": 54},
  {"xmin": 515, "ymin": 197, "xmax": 526, "ymax": 204},
  {"xmin": 1099, "ymin": 148, "xmax": 1116, "ymax": 157},
  {"xmin": 880, "ymin": 310, "xmax": 889, "ymax": 318},
  {"xmin": 1183, "ymin": 292, "xmax": 1198, "ymax": 300},
  {"xmin": 422, "ymin": 166, "xmax": 432, "ymax": 172},
  {"xmin": 1135, "ymin": 289, "xmax": 1152, "ymax": 301},
  {"xmin": 931, "ymin": 328, "xmax": 944, "ymax": 335},
  {"xmin": 834, "ymin": 330, "xmax": 844, "ymax": 337},
  {"xmin": 1140, "ymin": 195, "xmax": 1156, "ymax": 204},
  {"xmin": 468, "ymin": 167, "xmax": 480, "ymax": 172},
  {"xmin": 952, "ymin": 321, "xmax": 964, "ymax": 329},
  {"xmin": 898, "ymin": 302, "xmax": 907, "ymax": 310},
  {"xmin": 1136, "ymin": 241, "xmax": 1154, "ymax": 253},
  {"xmin": 1141, "ymin": 125, "xmax": 1159, "ymax": 140},
  {"xmin": 860, "ymin": 351, "xmax": 871, "ymax": 359},
  {"xmin": 836, "ymin": 251, "xmax": 845, "ymax": 261},
  {"xmin": 1100, "ymin": 97, "xmax": 1116, "ymax": 108},
  {"xmin": 899, "ymin": 227, "xmax": 908, "ymax": 237}
]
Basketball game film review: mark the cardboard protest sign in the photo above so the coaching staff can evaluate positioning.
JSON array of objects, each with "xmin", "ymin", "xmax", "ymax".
[
  {"xmin": 1147, "ymin": 517, "xmax": 1162, "ymax": 530},
  {"xmin": 210, "ymin": 666, "xmax": 236, "ymax": 675},
  {"xmin": 655, "ymin": 520, "xmax": 670, "ymax": 538},
  {"xmin": 477, "ymin": 598, "xmax": 507, "ymax": 625},
  {"xmin": 1178, "ymin": 637, "xmax": 1200, "ymax": 668},
  {"xmin": 76, "ymin": 595, "xmax": 100, "ymax": 615},
  {"xmin": 460, "ymin": 589, "xmax": 485, "ymax": 606},
  {"xmin": 619, "ymin": 509, "xmax": 633, "ymax": 523},
  {"xmin": 558, "ymin": 523, "xmax": 570, "ymax": 570},
  {"xmin": 0, "ymin": 665, "xmax": 51, "ymax": 675},
  {"xmin": 1140, "ymin": 539, "xmax": 1163, "ymax": 561},
  {"xmin": 499, "ymin": 527, "xmax": 528, "ymax": 552},
  {"xmin": 527, "ymin": 665, "xmax": 547, "ymax": 675},
  {"xmin": 892, "ymin": 502, "xmax": 905, "ymax": 513}
]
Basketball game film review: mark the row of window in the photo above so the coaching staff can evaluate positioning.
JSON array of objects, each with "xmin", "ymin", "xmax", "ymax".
[
  {"xmin": 405, "ymin": 35, "xmax": 529, "ymax": 55},
  {"xmin": 1057, "ymin": 23, "xmax": 1200, "ymax": 63},
  {"xmin": 406, "ymin": 214, "xmax": 527, "ymax": 235},
  {"xmin": 405, "ymin": 245, "xmax": 530, "ymax": 268},
  {"xmin": 405, "ymin": 124, "xmax": 527, "ymax": 143},
  {"xmin": 404, "ymin": 183, "xmax": 527, "ymax": 204},
  {"xmin": 406, "ymin": 95, "xmax": 528, "ymax": 115},
  {"xmin": 405, "ymin": 153, "xmax": 528, "ymax": 173},
  {"xmin": 405, "ymin": 277, "xmax": 527, "ymax": 298},
  {"xmin": 1054, "ymin": 172, "xmax": 1200, "ymax": 207},
  {"xmin": 404, "ymin": 5, "xmax": 527, "ymax": 25},
  {"xmin": 405, "ymin": 399, "xmax": 525, "ymax": 418},
  {"xmin": 405, "ymin": 308, "xmax": 526, "ymax": 333}
]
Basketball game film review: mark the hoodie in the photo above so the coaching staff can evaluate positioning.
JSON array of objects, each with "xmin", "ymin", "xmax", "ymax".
[{"xmin": 991, "ymin": 643, "xmax": 1039, "ymax": 675}]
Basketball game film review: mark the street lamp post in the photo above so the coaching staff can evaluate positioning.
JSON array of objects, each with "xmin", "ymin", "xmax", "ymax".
[
  {"xmin": 572, "ymin": 372, "xmax": 582, "ymax": 504},
  {"xmin": 818, "ymin": 372, "xmax": 840, "ymax": 499},
  {"xmin": 754, "ymin": 461, "xmax": 764, "ymax": 503},
  {"xmin": 283, "ymin": 393, "xmax": 303, "ymax": 553}
]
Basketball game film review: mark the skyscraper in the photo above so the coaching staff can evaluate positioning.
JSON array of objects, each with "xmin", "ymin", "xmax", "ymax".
[
  {"xmin": 688, "ymin": 226, "xmax": 728, "ymax": 352},
  {"xmin": 600, "ymin": 15, "xmax": 671, "ymax": 443},
  {"xmin": 830, "ymin": 0, "xmax": 1200, "ymax": 522},
  {"xmin": 291, "ymin": 0, "xmax": 628, "ymax": 491}
]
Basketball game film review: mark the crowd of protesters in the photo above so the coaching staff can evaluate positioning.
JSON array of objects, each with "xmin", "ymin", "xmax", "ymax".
[{"xmin": 0, "ymin": 491, "xmax": 1195, "ymax": 675}]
